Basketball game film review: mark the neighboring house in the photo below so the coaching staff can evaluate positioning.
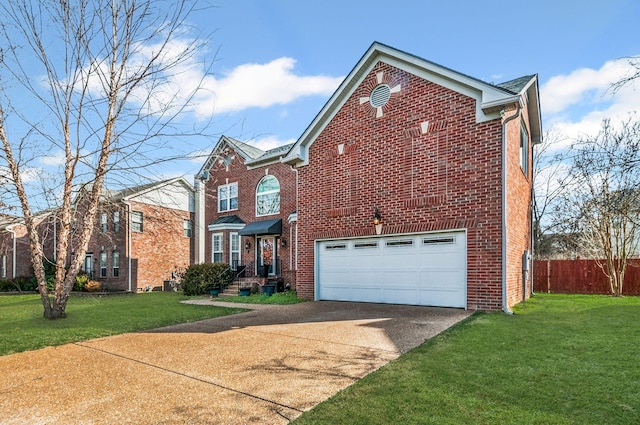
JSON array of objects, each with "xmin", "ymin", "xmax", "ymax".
[
  {"xmin": 194, "ymin": 136, "xmax": 297, "ymax": 288},
  {"xmin": 1, "ymin": 177, "xmax": 194, "ymax": 291},
  {"xmin": 0, "ymin": 214, "xmax": 34, "ymax": 280},
  {"xmin": 279, "ymin": 42, "xmax": 541, "ymax": 311}
]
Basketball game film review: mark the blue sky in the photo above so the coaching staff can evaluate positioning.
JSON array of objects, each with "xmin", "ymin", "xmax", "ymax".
[
  {"xmin": 3, "ymin": 0, "xmax": 640, "ymax": 199},
  {"xmin": 177, "ymin": 0, "xmax": 640, "ymax": 164}
]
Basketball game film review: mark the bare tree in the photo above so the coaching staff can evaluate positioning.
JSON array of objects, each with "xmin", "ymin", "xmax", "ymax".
[
  {"xmin": 532, "ymin": 131, "xmax": 575, "ymax": 258},
  {"xmin": 611, "ymin": 56, "xmax": 640, "ymax": 93},
  {"xmin": 0, "ymin": 0, "xmax": 211, "ymax": 318},
  {"xmin": 558, "ymin": 118, "xmax": 640, "ymax": 296}
]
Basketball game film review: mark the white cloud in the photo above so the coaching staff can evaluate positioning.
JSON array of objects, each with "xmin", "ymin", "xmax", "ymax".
[
  {"xmin": 247, "ymin": 136, "xmax": 296, "ymax": 151},
  {"xmin": 193, "ymin": 58, "xmax": 344, "ymax": 116},
  {"xmin": 541, "ymin": 56, "xmax": 640, "ymax": 142},
  {"xmin": 39, "ymin": 151, "xmax": 66, "ymax": 167},
  {"xmin": 540, "ymin": 59, "xmax": 633, "ymax": 115}
]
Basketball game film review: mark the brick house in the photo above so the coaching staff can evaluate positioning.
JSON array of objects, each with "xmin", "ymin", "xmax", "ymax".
[
  {"xmin": 194, "ymin": 136, "xmax": 297, "ymax": 289},
  {"xmin": 279, "ymin": 42, "xmax": 542, "ymax": 311},
  {"xmin": 0, "ymin": 213, "xmax": 34, "ymax": 280},
  {"xmin": 1, "ymin": 177, "xmax": 194, "ymax": 292}
]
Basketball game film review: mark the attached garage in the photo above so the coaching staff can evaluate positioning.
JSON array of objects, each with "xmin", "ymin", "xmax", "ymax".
[{"xmin": 316, "ymin": 231, "xmax": 467, "ymax": 308}]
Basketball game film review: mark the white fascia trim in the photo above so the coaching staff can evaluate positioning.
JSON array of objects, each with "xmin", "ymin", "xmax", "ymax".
[{"xmin": 207, "ymin": 223, "xmax": 246, "ymax": 232}]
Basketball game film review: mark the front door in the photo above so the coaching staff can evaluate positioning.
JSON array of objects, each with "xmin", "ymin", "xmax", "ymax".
[
  {"xmin": 258, "ymin": 237, "xmax": 276, "ymax": 277},
  {"xmin": 83, "ymin": 253, "xmax": 93, "ymax": 279}
]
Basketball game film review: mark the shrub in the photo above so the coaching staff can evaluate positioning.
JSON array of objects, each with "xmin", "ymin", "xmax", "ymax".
[
  {"xmin": 74, "ymin": 273, "xmax": 88, "ymax": 291},
  {"xmin": 17, "ymin": 277, "xmax": 36, "ymax": 291},
  {"xmin": 182, "ymin": 263, "xmax": 233, "ymax": 296},
  {"xmin": 0, "ymin": 279, "xmax": 18, "ymax": 292},
  {"xmin": 85, "ymin": 280, "xmax": 102, "ymax": 292}
]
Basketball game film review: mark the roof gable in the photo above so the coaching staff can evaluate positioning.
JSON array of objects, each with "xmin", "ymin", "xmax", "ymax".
[{"xmin": 283, "ymin": 42, "xmax": 542, "ymax": 165}]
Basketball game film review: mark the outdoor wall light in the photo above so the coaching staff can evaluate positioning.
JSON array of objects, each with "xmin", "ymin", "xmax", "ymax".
[
  {"xmin": 373, "ymin": 207, "xmax": 382, "ymax": 235},
  {"xmin": 280, "ymin": 238, "xmax": 287, "ymax": 248},
  {"xmin": 373, "ymin": 208, "xmax": 381, "ymax": 225},
  {"xmin": 245, "ymin": 240, "xmax": 251, "ymax": 252}
]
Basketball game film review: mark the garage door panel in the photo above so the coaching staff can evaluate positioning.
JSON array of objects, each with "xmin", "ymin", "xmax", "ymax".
[
  {"xmin": 419, "ymin": 288, "xmax": 466, "ymax": 308},
  {"xmin": 317, "ymin": 231, "xmax": 466, "ymax": 308}
]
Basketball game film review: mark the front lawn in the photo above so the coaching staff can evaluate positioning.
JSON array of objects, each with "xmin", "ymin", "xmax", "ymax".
[
  {"xmin": 292, "ymin": 294, "xmax": 640, "ymax": 425},
  {"xmin": 212, "ymin": 290, "xmax": 307, "ymax": 305},
  {"xmin": 0, "ymin": 292, "xmax": 245, "ymax": 356}
]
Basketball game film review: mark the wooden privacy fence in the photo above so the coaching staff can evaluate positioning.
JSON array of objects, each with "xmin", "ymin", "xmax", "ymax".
[{"xmin": 533, "ymin": 259, "xmax": 640, "ymax": 295}]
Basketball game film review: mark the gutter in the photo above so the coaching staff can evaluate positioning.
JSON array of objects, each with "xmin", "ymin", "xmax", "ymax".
[
  {"xmin": 501, "ymin": 100, "xmax": 522, "ymax": 314},
  {"xmin": 7, "ymin": 224, "xmax": 17, "ymax": 279},
  {"xmin": 123, "ymin": 201, "xmax": 132, "ymax": 292}
]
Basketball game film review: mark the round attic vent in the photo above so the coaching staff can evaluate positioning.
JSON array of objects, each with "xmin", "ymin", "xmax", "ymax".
[{"xmin": 369, "ymin": 84, "xmax": 391, "ymax": 108}]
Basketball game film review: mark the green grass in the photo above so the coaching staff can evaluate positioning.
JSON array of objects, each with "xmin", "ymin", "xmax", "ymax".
[
  {"xmin": 0, "ymin": 292, "xmax": 245, "ymax": 356},
  {"xmin": 292, "ymin": 294, "xmax": 640, "ymax": 425},
  {"xmin": 213, "ymin": 290, "xmax": 308, "ymax": 304}
]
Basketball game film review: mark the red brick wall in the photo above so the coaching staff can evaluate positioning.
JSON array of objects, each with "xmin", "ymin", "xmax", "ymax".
[
  {"xmin": 0, "ymin": 215, "xmax": 56, "ymax": 280},
  {"xmin": 129, "ymin": 201, "xmax": 193, "ymax": 291},
  {"xmin": 504, "ymin": 104, "xmax": 534, "ymax": 308},
  {"xmin": 296, "ymin": 61, "xmax": 515, "ymax": 310},
  {"xmin": 203, "ymin": 152, "xmax": 297, "ymax": 287}
]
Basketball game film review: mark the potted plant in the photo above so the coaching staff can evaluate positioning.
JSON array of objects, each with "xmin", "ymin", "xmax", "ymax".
[
  {"xmin": 238, "ymin": 281, "xmax": 255, "ymax": 296},
  {"xmin": 208, "ymin": 284, "xmax": 221, "ymax": 297},
  {"xmin": 261, "ymin": 282, "xmax": 276, "ymax": 296}
]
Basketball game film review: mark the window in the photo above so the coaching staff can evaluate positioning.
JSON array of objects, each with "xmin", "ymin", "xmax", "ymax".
[
  {"xmin": 230, "ymin": 232, "xmax": 240, "ymax": 269},
  {"xmin": 256, "ymin": 175, "xmax": 280, "ymax": 216},
  {"xmin": 324, "ymin": 243, "xmax": 347, "ymax": 251},
  {"xmin": 423, "ymin": 236, "xmax": 455, "ymax": 245},
  {"xmin": 218, "ymin": 182, "xmax": 238, "ymax": 212},
  {"xmin": 131, "ymin": 211, "xmax": 143, "ymax": 233},
  {"xmin": 183, "ymin": 220, "xmax": 192, "ymax": 237},
  {"xmin": 112, "ymin": 251, "xmax": 120, "ymax": 277},
  {"xmin": 520, "ymin": 120, "xmax": 529, "ymax": 175},
  {"xmin": 386, "ymin": 239, "xmax": 414, "ymax": 247},
  {"xmin": 100, "ymin": 252, "xmax": 107, "ymax": 278},
  {"xmin": 1, "ymin": 255, "xmax": 6, "ymax": 278},
  {"xmin": 212, "ymin": 233, "xmax": 223, "ymax": 263},
  {"xmin": 113, "ymin": 211, "xmax": 120, "ymax": 232},
  {"xmin": 100, "ymin": 213, "xmax": 107, "ymax": 232},
  {"xmin": 354, "ymin": 242, "xmax": 378, "ymax": 249}
]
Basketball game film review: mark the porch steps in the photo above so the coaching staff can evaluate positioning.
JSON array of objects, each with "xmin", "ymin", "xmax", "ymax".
[{"xmin": 219, "ymin": 282, "xmax": 240, "ymax": 297}]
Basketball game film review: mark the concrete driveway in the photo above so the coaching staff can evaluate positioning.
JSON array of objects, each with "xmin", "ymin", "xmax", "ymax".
[{"xmin": 0, "ymin": 301, "xmax": 471, "ymax": 424}]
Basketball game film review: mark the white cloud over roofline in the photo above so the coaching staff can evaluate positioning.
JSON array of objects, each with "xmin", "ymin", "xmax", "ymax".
[
  {"xmin": 541, "ymin": 56, "xmax": 640, "ymax": 144},
  {"xmin": 193, "ymin": 57, "xmax": 344, "ymax": 116}
]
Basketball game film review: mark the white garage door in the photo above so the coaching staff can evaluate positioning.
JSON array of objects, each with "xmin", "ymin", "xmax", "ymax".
[{"xmin": 317, "ymin": 231, "xmax": 466, "ymax": 308}]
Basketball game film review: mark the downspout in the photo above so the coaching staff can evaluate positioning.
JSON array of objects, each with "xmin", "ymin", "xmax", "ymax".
[
  {"xmin": 530, "ymin": 183, "xmax": 536, "ymax": 297},
  {"xmin": 193, "ymin": 178, "xmax": 206, "ymax": 264},
  {"xmin": 291, "ymin": 165, "xmax": 299, "ymax": 272},
  {"xmin": 123, "ymin": 201, "xmax": 132, "ymax": 292},
  {"xmin": 501, "ymin": 101, "xmax": 522, "ymax": 314},
  {"xmin": 7, "ymin": 225, "xmax": 16, "ymax": 279}
]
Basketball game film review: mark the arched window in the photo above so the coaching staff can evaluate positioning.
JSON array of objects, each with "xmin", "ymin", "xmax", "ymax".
[{"xmin": 256, "ymin": 175, "xmax": 280, "ymax": 216}]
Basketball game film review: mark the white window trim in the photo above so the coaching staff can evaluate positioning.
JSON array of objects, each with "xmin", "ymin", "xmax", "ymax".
[
  {"xmin": 212, "ymin": 233, "xmax": 223, "ymax": 263},
  {"xmin": 100, "ymin": 213, "xmax": 107, "ymax": 232},
  {"xmin": 218, "ymin": 182, "xmax": 238, "ymax": 213},
  {"xmin": 183, "ymin": 219, "xmax": 192, "ymax": 237},
  {"xmin": 230, "ymin": 232, "xmax": 240, "ymax": 269},
  {"xmin": 1, "ymin": 255, "xmax": 6, "ymax": 278},
  {"xmin": 131, "ymin": 211, "xmax": 143, "ymax": 233},
  {"xmin": 256, "ymin": 175, "xmax": 280, "ymax": 217},
  {"xmin": 520, "ymin": 120, "xmax": 530, "ymax": 176},
  {"xmin": 112, "ymin": 251, "xmax": 120, "ymax": 277},
  {"xmin": 100, "ymin": 251, "xmax": 107, "ymax": 278}
]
